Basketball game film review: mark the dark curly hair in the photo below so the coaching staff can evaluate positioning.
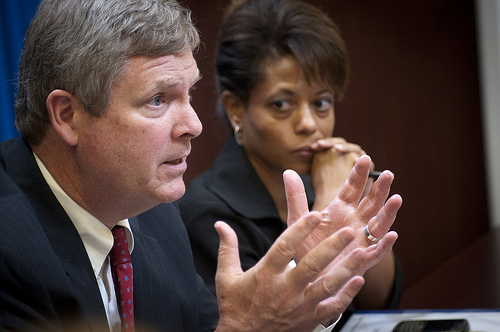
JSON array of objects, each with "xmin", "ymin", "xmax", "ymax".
[{"xmin": 215, "ymin": 0, "xmax": 349, "ymax": 123}]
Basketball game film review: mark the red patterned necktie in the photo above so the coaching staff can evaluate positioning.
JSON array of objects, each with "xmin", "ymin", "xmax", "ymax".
[{"xmin": 109, "ymin": 226, "xmax": 134, "ymax": 331}]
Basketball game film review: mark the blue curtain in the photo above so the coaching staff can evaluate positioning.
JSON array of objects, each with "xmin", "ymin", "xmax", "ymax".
[{"xmin": 0, "ymin": 0, "xmax": 40, "ymax": 141}]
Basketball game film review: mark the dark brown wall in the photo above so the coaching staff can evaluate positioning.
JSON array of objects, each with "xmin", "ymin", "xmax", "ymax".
[{"xmin": 182, "ymin": 0, "xmax": 490, "ymax": 302}]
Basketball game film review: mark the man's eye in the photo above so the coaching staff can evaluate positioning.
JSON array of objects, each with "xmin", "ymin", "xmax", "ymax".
[{"xmin": 149, "ymin": 96, "xmax": 163, "ymax": 106}]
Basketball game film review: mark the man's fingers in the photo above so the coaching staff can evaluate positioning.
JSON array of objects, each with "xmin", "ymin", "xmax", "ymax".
[
  {"xmin": 357, "ymin": 170, "xmax": 395, "ymax": 220},
  {"xmin": 261, "ymin": 211, "xmax": 323, "ymax": 274},
  {"xmin": 336, "ymin": 155, "xmax": 372, "ymax": 205},
  {"xmin": 284, "ymin": 169, "xmax": 309, "ymax": 228},
  {"xmin": 366, "ymin": 194, "xmax": 403, "ymax": 240},
  {"xmin": 215, "ymin": 221, "xmax": 242, "ymax": 275},
  {"xmin": 360, "ymin": 231, "xmax": 398, "ymax": 273},
  {"xmin": 288, "ymin": 227, "xmax": 357, "ymax": 292},
  {"xmin": 304, "ymin": 247, "xmax": 367, "ymax": 305},
  {"xmin": 316, "ymin": 276, "xmax": 366, "ymax": 321}
]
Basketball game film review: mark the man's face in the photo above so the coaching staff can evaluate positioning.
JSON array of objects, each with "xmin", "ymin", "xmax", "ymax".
[{"xmin": 75, "ymin": 49, "xmax": 202, "ymax": 217}]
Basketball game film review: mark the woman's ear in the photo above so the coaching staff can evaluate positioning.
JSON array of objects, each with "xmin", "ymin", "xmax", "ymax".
[
  {"xmin": 46, "ymin": 89, "xmax": 83, "ymax": 146},
  {"xmin": 221, "ymin": 90, "xmax": 244, "ymax": 129}
]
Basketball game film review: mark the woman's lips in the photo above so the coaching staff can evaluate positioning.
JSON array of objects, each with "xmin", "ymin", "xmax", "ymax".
[{"xmin": 294, "ymin": 147, "xmax": 314, "ymax": 160}]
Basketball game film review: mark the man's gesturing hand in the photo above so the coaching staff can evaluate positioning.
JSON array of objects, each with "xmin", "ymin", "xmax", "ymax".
[{"xmin": 213, "ymin": 155, "xmax": 403, "ymax": 331}]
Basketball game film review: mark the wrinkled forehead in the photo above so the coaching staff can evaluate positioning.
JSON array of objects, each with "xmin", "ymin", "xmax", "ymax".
[{"xmin": 116, "ymin": 50, "xmax": 200, "ymax": 86}]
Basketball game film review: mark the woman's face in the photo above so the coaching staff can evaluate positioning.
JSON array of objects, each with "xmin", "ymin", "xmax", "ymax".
[{"xmin": 239, "ymin": 55, "xmax": 335, "ymax": 176}]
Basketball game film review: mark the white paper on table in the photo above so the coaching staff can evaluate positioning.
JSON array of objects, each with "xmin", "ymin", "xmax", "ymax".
[{"xmin": 339, "ymin": 309, "xmax": 500, "ymax": 332}]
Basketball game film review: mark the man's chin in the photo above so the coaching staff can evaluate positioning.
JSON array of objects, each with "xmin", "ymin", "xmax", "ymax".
[{"xmin": 159, "ymin": 180, "xmax": 186, "ymax": 203}]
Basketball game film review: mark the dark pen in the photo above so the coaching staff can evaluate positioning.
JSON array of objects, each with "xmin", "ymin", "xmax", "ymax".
[{"xmin": 368, "ymin": 171, "xmax": 383, "ymax": 180}]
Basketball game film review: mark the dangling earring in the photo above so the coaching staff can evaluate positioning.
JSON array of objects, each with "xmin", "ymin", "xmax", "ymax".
[{"xmin": 234, "ymin": 125, "xmax": 243, "ymax": 145}]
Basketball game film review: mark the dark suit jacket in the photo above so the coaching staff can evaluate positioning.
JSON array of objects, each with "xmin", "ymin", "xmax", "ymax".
[{"xmin": 0, "ymin": 137, "xmax": 219, "ymax": 331}]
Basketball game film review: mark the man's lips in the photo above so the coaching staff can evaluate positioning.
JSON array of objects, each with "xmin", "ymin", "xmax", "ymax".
[
  {"xmin": 164, "ymin": 148, "xmax": 191, "ymax": 166},
  {"xmin": 165, "ymin": 158, "xmax": 184, "ymax": 165}
]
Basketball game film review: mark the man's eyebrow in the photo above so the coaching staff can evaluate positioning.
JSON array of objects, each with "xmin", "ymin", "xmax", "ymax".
[{"xmin": 152, "ymin": 70, "xmax": 202, "ymax": 91}]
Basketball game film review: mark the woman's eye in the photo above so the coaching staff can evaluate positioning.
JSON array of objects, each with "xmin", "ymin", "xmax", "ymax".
[
  {"xmin": 314, "ymin": 98, "xmax": 332, "ymax": 112},
  {"xmin": 271, "ymin": 99, "xmax": 292, "ymax": 112}
]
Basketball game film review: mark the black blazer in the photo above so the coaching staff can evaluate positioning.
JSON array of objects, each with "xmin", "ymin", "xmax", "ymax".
[{"xmin": 0, "ymin": 137, "xmax": 219, "ymax": 331}]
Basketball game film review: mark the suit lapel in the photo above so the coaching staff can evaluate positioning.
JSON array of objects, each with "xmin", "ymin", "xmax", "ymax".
[
  {"xmin": 4, "ymin": 138, "xmax": 108, "ymax": 329},
  {"xmin": 129, "ymin": 205, "xmax": 219, "ymax": 331},
  {"xmin": 130, "ymin": 211, "xmax": 191, "ymax": 331}
]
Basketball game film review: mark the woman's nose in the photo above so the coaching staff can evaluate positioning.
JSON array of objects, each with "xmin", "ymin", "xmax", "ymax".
[{"xmin": 295, "ymin": 104, "xmax": 317, "ymax": 134}]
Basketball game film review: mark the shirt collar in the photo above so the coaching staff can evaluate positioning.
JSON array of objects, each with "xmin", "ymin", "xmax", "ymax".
[{"xmin": 33, "ymin": 153, "xmax": 134, "ymax": 277}]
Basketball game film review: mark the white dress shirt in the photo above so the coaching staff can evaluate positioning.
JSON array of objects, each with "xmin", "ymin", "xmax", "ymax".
[{"xmin": 34, "ymin": 153, "xmax": 134, "ymax": 332}]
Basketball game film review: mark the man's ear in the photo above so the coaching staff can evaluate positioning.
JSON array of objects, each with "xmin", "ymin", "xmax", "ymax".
[
  {"xmin": 221, "ymin": 90, "xmax": 244, "ymax": 129},
  {"xmin": 46, "ymin": 89, "xmax": 83, "ymax": 146}
]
